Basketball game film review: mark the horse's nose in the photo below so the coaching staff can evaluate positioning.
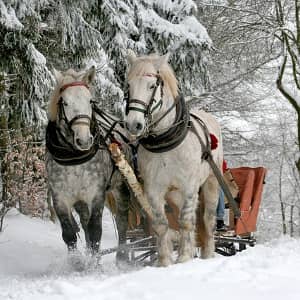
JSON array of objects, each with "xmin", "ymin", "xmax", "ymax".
[
  {"xmin": 135, "ymin": 122, "xmax": 143, "ymax": 131},
  {"xmin": 75, "ymin": 138, "xmax": 85, "ymax": 148},
  {"xmin": 75, "ymin": 135, "xmax": 93, "ymax": 150},
  {"xmin": 126, "ymin": 121, "xmax": 144, "ymax": 135}
]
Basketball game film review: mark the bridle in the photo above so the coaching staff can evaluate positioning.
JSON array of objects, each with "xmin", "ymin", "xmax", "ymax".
[
  {"xmin": 126, "ymin": 73, "xmax": 164, "ymax": 124},
  {"xmin": 57, "ymin": 81, "xmax": 93, "ymax": 129}
]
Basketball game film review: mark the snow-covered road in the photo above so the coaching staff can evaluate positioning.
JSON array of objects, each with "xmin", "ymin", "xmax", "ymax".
[{"xmin": 1, "ymin": 210, "xmax": 300, "ymax": 300}]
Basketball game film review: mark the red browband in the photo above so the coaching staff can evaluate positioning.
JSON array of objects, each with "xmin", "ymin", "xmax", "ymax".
[
  {"xmin": 60, "ymin": 81, "xmax": 90, "ymax": 93},
  {"xmin": 143, "ymin": 73, "xmax": 159, "ymax": 78}
]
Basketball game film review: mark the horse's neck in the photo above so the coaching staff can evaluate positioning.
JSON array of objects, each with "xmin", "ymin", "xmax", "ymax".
[{"xmin": 151, "ymin": 94, "xmax": 176, "ymax": 134}]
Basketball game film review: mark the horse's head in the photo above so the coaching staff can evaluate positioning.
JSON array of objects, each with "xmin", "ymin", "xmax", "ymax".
[
  {"xmin": 50, "ymin": 66, "xmax": 96, "ymax": 151},
  {"xmin": 125, "ymin": 50, "xmax": 178, "ymax": 137}
]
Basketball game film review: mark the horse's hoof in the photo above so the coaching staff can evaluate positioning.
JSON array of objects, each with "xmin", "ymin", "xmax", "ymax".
[
  {"xmin": 116, "ymin": 250, "xmax": 131, "ymax": 269},
  {"xmin": 201, "ymin": 249, "xmax": 215, "ymax": 259},
  {"xmin": 158, "ymin": 257, "xmax": 173, "ymax": 267},
  {"xmin": 176, "ymin": 254, "xmax": 192, "ymax": 264},
  {"xmin": 67, "ymin": 250, "xmax": 85, "ymax": 272},
  {"xmin": 85, "ymin": 254, "xmax": 103, "ymax": 272},
  {"xmin": 116, "ymin": 259, "xmax": 132, "ymax": 270},
  {"xmin": 116, "ymin": 249, "xmax": 129, "ymax": 262}
]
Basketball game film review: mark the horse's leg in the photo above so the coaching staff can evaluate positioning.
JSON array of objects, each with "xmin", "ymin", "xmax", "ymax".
[
  {"xmin": 177, "ymin": 191, "xmax": 198, "ymax": 263},
  {"xmin": 114, "ymin": 182, "xmax": 130, "ymax": 263},
  {"xmin": 147, "ymin": 190, "xmax": 172, "ymax": 267},
  {"xmin": 74, "ymin": 201, "xmax": 91, "ymax": 248},
  {"xmin": 87, "ymin": 195, "xmax": 105, "ymax": 254},
  {"xmin": 196, "ymin": 191, "xmax": 208, "ymax": 251},
  {"xmin": 53, "ymin": 197, "xmax": 77, "ymax": 251},
  {"xmin": 200, "ymin": 175, "xmax": 219, "ymax": 258}
]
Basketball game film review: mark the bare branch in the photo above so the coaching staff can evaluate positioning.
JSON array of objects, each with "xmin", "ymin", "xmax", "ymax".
[
  {"xmin": 212, "ymin": 55, "xmax": 280, "ymax": 90},
  {"xmin": 296, "ymin": 0, "xmax": 300, "ymax": 45},
  {"xmin": 198, "ymin": 1, "xmax": 276, "ymax": 27},
  {"xmin": 276, "ymin": 54, "xmax": 300, "ymax": 151}
]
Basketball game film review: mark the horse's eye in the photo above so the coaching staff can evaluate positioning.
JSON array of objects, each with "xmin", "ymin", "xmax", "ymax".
[{"xmin": 149, "ymin": 84, "xmax": 156, "ymax": 89}]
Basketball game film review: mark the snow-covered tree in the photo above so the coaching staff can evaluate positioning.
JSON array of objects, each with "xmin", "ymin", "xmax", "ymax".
[
  {"xmin": 0, "ymin": 0, "xmax": 211, "ymax": 127},
  {"xmin": 0, "ymin": 0, "xmax": 211, "ymax": 219}
]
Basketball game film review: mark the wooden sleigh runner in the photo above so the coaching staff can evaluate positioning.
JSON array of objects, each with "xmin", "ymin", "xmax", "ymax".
[{"xmin": 104, "ymin": 144, "xmax": 267, "ymax": 263}]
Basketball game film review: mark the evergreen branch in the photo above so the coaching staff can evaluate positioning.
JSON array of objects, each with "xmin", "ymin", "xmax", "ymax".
[{"xmin": 76, "ymin": 9, "xmax": 103, "ymax": 42}]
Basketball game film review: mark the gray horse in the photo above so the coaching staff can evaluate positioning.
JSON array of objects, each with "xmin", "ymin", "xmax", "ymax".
[{"xmin": 46, "ymin": 66, "xmax": 129, "ymax": 263}]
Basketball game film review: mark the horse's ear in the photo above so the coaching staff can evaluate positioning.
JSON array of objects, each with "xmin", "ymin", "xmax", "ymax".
[
  {"xmin": 53, "ymin": 68, "xmax": 62, "ymax": 83},
  {"xmin": 154, "ymin": 53, "xmax": 170, "ymax": 71},
  {"xmin": 127, "ymin": 49, "xmax": 137, "ymax": 65},
  {"xmin": 82, "ymin": 66, "xmax": 96, "ymax": 84}
]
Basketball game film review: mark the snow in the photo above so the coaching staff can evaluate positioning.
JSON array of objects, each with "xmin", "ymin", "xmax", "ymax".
[
  {"xmin": 27, "ymin": 43, "xmax": 47, "ymax": 66},
  {"xmin": 149, "ymin": 0, "xmax": 197, "ymax": 15},
  {"xmin": 0, "ymin": 1, "xmax": 23, "ymax": 30},
  {"xmin": 139, "ymin": 9, "xmax": 211, "ymax": 48},
  {"xmin": 1, "ymin": 209, "xmax": 300, "ymax": 300},
  {"xmin": 221, "ymin": 112, "xmax": 257, "ymax": 139}
]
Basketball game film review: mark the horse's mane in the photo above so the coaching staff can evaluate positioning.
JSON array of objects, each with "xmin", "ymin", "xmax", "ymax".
[
  {"xmin": 128, "ymin": 54, "xmax": 178, "ymax": 99},
  {"xmin": 48, "ymin": 69, "xmax": 84, "ymax": 121}
]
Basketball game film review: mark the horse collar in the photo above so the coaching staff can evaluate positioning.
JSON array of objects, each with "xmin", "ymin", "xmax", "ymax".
[
  {"xmin": 140, "ymin": 94, "xmax": 190, "ymax": 153},
  {"xmin": 46, "ymin": 113, "xmax": 103, "ymax": 166}
]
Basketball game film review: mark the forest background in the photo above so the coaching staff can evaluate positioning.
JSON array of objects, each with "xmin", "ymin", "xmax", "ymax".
[{"xmin": 0, "ymin": 0, "xmax": 299, "ymax": 240}]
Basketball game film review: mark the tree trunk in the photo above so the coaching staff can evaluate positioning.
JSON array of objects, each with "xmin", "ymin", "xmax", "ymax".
[
  {"xmin": 290, "ymin": 205, "xmax": 294, "ymax": 237},
  {"xmin": 279, "ymin": 155, "xmax": 287, "ymax": 234},
  {"xmin": 0, "ymin": 114, "xmax": 9, "ymax": 232}
]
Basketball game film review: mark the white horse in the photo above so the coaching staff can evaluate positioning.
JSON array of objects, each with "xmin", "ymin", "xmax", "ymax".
[{"xmin": 125, "ymin": 51, "xmax": 223, "ymax": 266}]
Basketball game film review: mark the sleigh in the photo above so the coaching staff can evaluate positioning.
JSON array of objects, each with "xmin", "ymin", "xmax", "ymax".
[
  {"xmin": 211, "ymin": 166, "xmax": 267, "ymax": 256},
  {"xmin": 103, "ymin": 147, "xmax": 267, "ymax": 263}
]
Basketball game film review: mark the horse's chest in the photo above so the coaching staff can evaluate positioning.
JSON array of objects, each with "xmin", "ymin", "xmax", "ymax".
[
  {"xmin": 138, "ymin": 139, "xmax": 210, "ymax": 187},
  {"xmin": 138, "ymin": 150, "xmax": 186, "ymax": 182},
  {"xmin": 47, "ymin": 154, "xmax": 110, "ymax": 200}
]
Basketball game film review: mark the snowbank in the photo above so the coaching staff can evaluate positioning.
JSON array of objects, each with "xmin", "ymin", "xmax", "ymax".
[{"xmin": 0, "ymin": 209, "xmax": 300, "ymax": 300}]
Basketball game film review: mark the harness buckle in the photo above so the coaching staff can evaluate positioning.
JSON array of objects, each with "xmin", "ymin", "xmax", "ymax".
[{"xmin": 201, "ymin": 151, "xmax": 211, "ymax": 161}]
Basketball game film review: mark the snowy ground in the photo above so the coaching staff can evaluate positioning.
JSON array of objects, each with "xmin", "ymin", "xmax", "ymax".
[{"xmin": 1, "ymin": 210, "xmax": 300, "ymax": 300}]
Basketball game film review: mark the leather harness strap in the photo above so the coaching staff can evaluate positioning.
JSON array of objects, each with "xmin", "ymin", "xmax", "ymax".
[
  {"xmin": 139, "ymin": 94, "xmax": 190, "ymax": 153},
  {"xmin": 127, "ymin": 73, "xmax": 163, "ymax": 120},
  {"xmin": 189, "ymin": 113, "xmax": 241, "ymax": 219}
]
